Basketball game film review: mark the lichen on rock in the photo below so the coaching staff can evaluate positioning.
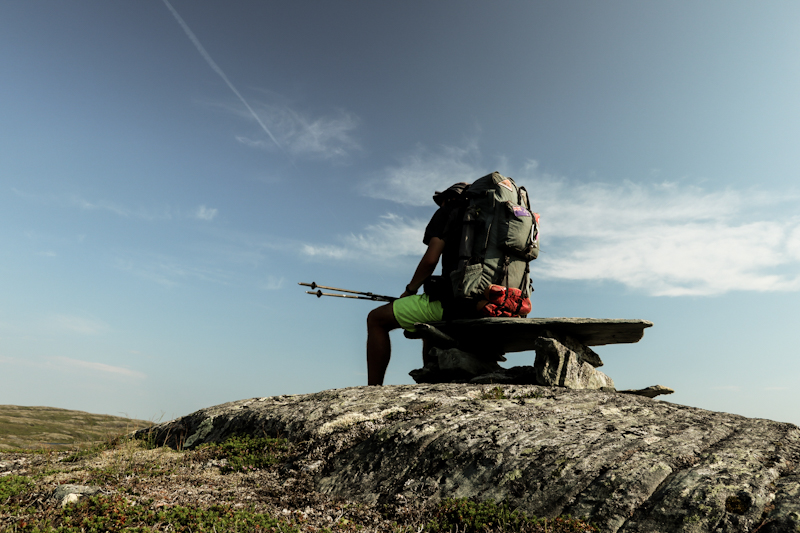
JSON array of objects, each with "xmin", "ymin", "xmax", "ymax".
[{"xmin": 135, "ymin": 384, "xmax": 800, "ymax": 533}]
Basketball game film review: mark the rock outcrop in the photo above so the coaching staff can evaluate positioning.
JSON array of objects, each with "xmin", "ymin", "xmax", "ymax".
[{"xmin": 135, "ymin": 384, "xmax": 800, "ymax": 533}]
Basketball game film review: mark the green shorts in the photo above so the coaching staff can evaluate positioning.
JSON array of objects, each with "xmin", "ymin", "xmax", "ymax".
[{"xmin": 392, "ymin": 294, "xmax": 444, "ymax": 332}]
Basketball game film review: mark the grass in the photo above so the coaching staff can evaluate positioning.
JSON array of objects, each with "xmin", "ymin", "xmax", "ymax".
[
  {"xmin": 0, "ymin": 475, "xmax": 34, "ymax": 502},
  {"xmin": 477, "ymin": 387, "xmax": 544, "ymax": 401},
  {"xmin": 50, "ymin": 495, "xmax": 303, "ymax": 533},
  {"xmin": 424, "ymin": 499, "xmax": 598, "ymax": 532},
  {"xmin": 0, "ymin": 405, "xmax": 152, "ymax": 451},
  {"xmin": 195, "ymin": 434, "xmax": 289, "ymax": 473},
  {"xmin": 0, "ymin": 408, "xmax": 599, "ymax": 533},
  {"xmin": 478, "ymin": 386, "xmax": 509, "ymax": 400}
]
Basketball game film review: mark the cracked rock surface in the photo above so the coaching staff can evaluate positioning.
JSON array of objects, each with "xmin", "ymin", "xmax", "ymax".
[{"xmin": 135, "ymin": 384, "xmax": 800, "ymax": 533}]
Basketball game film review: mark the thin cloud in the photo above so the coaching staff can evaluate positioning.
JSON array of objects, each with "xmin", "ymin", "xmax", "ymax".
[
  {"xmin": 50, "ymin": 314, "xmax": 110, "ymax": 336},
  {"xmin": 114, "ymin": 253, "xmax": 235, "ymax": 288},
  {"xmin": 68, "ymin": 194, "xmax": 171, "ymax": 221},
  {"xmin": 235, "ymin": 105, "xmax": 360, "ymax": 160},
  {"xmin": 313, "ymin": 152, "xmax": 800, "ymax": 297},
  {"xmin": 195, "ymin": 205, "xmax": 218, "ymax": 221},
  {"xmin": 363, "ymin": 142, "xmax": 483, "ymax": 206},
  {"xmin": 18, "ymin": 189, "xmax": 218, "ymax": 223},
  {"xmin": 302, "ymin": 214, "xmax": 427, "ymax": 262},
  {"xmin": 162, "ymin": 0, "xmax": 282, "ymax": 150},
  {"xmin": 518, "ymin": 163, "xmax": 800, "ymax": 296},
  {"xmin": 259, "ymin": 276, "xmax": 285, "ymax": 290},
  {"xmin": 52, "ymin": 356, "xmax": 146, "ymax": 379}
]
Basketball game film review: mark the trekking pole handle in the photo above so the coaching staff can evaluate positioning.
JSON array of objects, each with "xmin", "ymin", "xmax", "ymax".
[
  {"xmin": 299, "ymin": 282, "xmax": 397, "ymax": 302},
  {"xmin": 299, "ymin": 281, "xmax": 375, "ymax": 296},
  {"xmin": 305, "ymin": 290, "xmax": 396, "ymax": 302}
]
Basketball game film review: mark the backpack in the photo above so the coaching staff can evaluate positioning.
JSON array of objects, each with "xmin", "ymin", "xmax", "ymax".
[{"xmin": 450, "ymin": 172, "xmax": 539, "ymax": 311}]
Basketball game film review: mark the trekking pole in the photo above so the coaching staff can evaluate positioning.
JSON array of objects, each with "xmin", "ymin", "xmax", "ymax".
[{"xmin": 298, "ymin": 282, "xmax": 397, "ymax": 302}]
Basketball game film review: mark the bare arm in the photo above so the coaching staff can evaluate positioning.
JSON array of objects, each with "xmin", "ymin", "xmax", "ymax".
[{"xmin": 400, "ymin": 237, "xmax": 445, "ymax": 298}]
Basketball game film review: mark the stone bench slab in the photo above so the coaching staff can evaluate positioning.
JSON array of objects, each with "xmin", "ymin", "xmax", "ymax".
[{"xmin": 407, "ymin": 317, "xmax": 653, "ymax": 354}]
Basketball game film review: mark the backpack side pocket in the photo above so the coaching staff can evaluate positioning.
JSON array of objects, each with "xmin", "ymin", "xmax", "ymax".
[{"xmin": 500, "ymin": 202, "xmax": 534, "ymax": 257}]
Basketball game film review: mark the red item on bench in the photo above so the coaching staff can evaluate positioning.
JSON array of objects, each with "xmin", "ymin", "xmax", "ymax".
[{"xmin": 481, "ymin": 284, "xmax": 531, "ymax": 317}]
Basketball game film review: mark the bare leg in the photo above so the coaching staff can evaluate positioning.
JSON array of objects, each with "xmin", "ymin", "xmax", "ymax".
[{"xmin": 366, "ymin": 303, "xmax": 400, "ymax": 386}]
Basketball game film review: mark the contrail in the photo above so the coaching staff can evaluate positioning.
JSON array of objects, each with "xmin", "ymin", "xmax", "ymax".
[{"xmin": 162, "ymin": 0, "xmax": 282, "ymax": 150}]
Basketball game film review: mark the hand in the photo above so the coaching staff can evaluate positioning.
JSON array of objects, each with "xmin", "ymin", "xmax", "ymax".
[{"xmin": 401, "ymin": 284, "xmax": 418, "ymax": 299}]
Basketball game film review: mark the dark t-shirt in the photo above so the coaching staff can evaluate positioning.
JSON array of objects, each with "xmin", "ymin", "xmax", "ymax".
[
  {"xmin": 422, "ymin": 203, "xmax": 461, "ymax": 280},
  {"xmin": 422, "ymin": 202, "xmax": 480, "ymax": 318}
]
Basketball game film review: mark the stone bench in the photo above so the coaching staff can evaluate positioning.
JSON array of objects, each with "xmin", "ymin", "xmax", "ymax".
[
  {"xmin": 405, "ymin": 317, "xmax": 653, "ymax": 352},
  {"xmin": 405, "ymin": 317, "xmax": 667, "ymax": 396}
]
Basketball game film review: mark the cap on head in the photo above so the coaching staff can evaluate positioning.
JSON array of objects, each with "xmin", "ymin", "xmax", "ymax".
[{"xmin": 433, "ymin": 182, "xmax": 470, "ymax": 206}]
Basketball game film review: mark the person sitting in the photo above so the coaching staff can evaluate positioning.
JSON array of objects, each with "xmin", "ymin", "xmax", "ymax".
[{"xmin": 365, "ymin": 182, "xmax": 468, "ymax": 385}]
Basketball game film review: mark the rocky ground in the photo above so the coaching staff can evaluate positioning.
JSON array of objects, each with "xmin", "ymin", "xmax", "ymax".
[
  {"xmin": 4, "ymin": 383, "xmax": 800, "ymax": 532},
  {"xmin": 136, "ymin": 384, "xmax": 800, "ymax": 533},
  {"xmin": 0, "ymin": 440, "xmax": 401, "ymax": 531},
  {"xmin": 0, "ymin": 431, "xmax": 594, "ymax": 532}
]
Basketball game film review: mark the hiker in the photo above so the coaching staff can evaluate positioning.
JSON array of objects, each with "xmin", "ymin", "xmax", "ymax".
[
  {"xmin": 365, "ymin": 182, "xmax": 468, "ymax": 386},
  {"xmin": 366, "ymin": 172, "xmax": 539, "ymax": 386}
]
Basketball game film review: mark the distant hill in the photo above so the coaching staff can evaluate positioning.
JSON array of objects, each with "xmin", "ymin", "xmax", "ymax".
[{"xmin": 0, "ymin": 405, "xmax": 152, "ymax": 450}]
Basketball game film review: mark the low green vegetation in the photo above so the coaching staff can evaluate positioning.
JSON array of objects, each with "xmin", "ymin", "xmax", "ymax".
[
  {"xmin": 196, "ymin": 434, "xmax": 289, "ymax": 473},
  {"xmin": 0, "ymin": 405, "xmax": 152, "ymax": 450},
  {"xmin": 423, "ymin": 498, "xmax": 597, "ymax": 533},
  {"xmin": 478, "ymin": 386, "xmax": 508, "ymax": 400},
  {"xmin": 57, "ymin": 495, "xmax": 302, "ymax": 533},
  {"xmin": 1, "ymin": 415, "xmax": 598, "ymax": 532},
  {"xmin": 477, "ymin": 387, "xmax": 544, "ymax": 401},
  {"xmin": 0, "ymin": 475, "xmax": 34, "ymax": 502}
]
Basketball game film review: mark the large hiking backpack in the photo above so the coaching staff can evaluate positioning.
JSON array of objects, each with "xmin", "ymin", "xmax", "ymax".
[{"xmin": 450, "ymin": 172, "xmax": 539, "ymax": 311}]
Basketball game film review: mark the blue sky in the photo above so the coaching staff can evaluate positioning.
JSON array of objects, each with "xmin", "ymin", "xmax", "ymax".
[{"xmin": 2, "ymin": 1, "xmax": 800, "ymax": 425}]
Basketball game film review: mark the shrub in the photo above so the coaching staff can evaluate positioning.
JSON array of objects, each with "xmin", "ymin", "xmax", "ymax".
[
  {"xmin": 478, "ymin": 386, "xmax": 508, "ymax": 400},
  {"xmin": 424, "ymin": 499, "xmax": 598, "ymax": 533},
  {"xmin": 58, "ymin": 494, "xmax": 301, "ymax": 532},
  {"xmin": 0, "ymin": 475, "xmax": 34, "ymax": 502},
  {"xmin": 201, "ymin": 434, "xmax": 289, "ymax": 473}
]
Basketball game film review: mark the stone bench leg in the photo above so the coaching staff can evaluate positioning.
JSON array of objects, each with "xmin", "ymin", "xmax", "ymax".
[{"xmin": 533, "ymin": 333, "xmax": 614, "ymax": 390}]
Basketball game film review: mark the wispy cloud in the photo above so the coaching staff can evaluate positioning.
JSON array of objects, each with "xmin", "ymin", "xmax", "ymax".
[
  {"xmin": 16, "ymin": 189, "xmax": 218, "ymax": 223},
  {"xmin": 194, "ymin": 205, "xmax": 218, "ymax": 221},
  {"xmin": 114, "ymin": 253, "xmax": 235, "ymax": 287},
  {"xmin": 52, "ymin": 356, "xmax": 146, "ymax": 379},
  {"xmin": 162, "ymin": 0, "xmax": 281, "ymax": 150},
  {"xmin": 302, "ymin": 213, "xmax": 428, "ymax": 262},
  {"xmin": 259, "ymin": 276, "xmax": 285, "ymax": 290},
  {"xmin": 68, "ymin": 194, "xmax": 172, "ymax": 221},
  {"xmin": 0, "ymin": 354, "xmax": 145, "ymax": 380},
  {"xmin": 712, "ymin": 386, "xmax": 743, "ymax": 392},
  {"xmin": 234, "ymin": 105, "xmax": 360, "ymax": 160},
  {"xmin": 363, "ymin": 141, "xmax": 483, "ymax": 206},
  {"xmin": 309, "ymin": 148, "xmax": 800, "ymax": 297},
  {"xmin": 109, "ymin": 228, "xmax": 295, "ymax": 289},
  {"xmin": 50, "ymin": 314, "xmax": 110, "ymax": 336},
  {"xmin": 518, "ymin": 161, "xmax": 800, "ymax": 296}
]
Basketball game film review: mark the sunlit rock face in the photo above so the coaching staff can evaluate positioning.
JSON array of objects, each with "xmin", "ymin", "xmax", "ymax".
[{"xmin": 137, "ymin": 384, "xmax": 800, "ymax": 533}]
